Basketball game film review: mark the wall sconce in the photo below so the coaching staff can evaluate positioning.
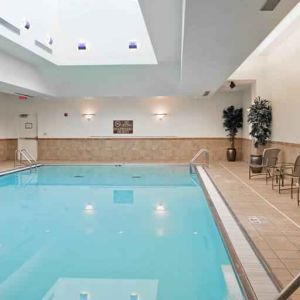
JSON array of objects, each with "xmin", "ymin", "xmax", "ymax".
[
  {"xmin": 82, "ymin": 113, "xmax": 95, "ymax": 121},
  {"xmin": 154, "ymin": 113, "xmax": 168, "ymax": 121}
]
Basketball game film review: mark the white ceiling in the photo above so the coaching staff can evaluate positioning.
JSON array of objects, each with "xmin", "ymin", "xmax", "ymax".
[
  {"xmin": 0, "ymin": 0, "xmax": 157, "ymax": 65},
  {"xmin": 0, "ymin": 0, "xmax": 299, "ymax": 98}
]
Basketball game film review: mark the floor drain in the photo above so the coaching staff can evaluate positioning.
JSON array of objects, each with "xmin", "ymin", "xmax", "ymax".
[
  {"xmin": 248, "ymin": 216, "xmax": 262, "ymax": 224},
  {"xmin": 74, "ymin": 175, "xmax": 84, "ymax": 178},
  {"xmin": 132, "ymin": 175, "xmax": 141, "ymax": 179}
]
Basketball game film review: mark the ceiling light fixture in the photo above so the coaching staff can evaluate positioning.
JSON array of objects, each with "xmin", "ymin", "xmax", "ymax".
[
  {"xmin": 47, "ymin": 36, "xmax": 53, "ymax": 46},
  {"xmin": 78, "ymin": 42, "xmax": 87, "ymax": 50},
  {"xmin": 229, "ymin": 81, "xmax": 236, "ymax": 89},
  {"xmin": 24, "ymin": 20, "xmax": 30, "ymax": 30},
  {"xmin": 129, "ymin": 41, "xmax": 138, "ymax": 50}
]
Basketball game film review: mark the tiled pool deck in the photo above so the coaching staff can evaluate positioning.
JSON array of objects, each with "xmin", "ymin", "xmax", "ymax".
[
  {"xmin": 1, "ymin": 160, "xmax": 300, "ymax": 299},
  {"xmin": 207, "ymin": 162, "xmax": 300, "ymax": 299},
  {"xmin": 0, "ymin": 161, "xmax": 18, "ymax": 172}
]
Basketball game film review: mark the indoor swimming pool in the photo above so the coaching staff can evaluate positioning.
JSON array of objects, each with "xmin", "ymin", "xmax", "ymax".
[{"xmin": 0, "ymin": 165, "xmax": 244, "ymax": 299}]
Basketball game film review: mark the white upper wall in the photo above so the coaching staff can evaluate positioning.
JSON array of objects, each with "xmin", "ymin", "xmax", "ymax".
[
  {"xmin": 0, "ymin": 50, "xmax": 54, "ymax": 96},
  {"xmin": 0, "ymin": 92, "xmax": 243, "ymax": 138},
  {"xmin": 231, "ymin": 3, "xmax": 300, "ymax": 144}
]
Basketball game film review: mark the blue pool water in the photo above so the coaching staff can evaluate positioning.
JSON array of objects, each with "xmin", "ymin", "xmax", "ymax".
[{"xmin": 0, "ymin": 165, "xmax": 244, "ymax": 300}]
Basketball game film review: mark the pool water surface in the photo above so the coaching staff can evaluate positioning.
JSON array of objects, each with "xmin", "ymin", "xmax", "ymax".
[{"xmin": 0, "ymin": 165, "xmax": 244, "ymax": 299}]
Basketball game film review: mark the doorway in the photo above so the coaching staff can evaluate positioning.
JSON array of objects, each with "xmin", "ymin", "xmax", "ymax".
[{"xmin": 18, "ymin": 114, "xmax": 38, "ymax": 160}]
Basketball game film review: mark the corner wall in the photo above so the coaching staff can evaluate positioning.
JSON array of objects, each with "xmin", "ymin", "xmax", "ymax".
[{"xmin": 232, "ymin": 14, "xmax": 300, "ymax": 163}]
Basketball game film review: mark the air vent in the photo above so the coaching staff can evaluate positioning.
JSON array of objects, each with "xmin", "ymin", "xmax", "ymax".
[
  {"xmin": 203, "ymin": 91, "xmax": 210, "ymax": 97},
  {"xmin": 35, "ymin": 40, "xmax": 53, "ymax": 54},
  {"xmin": 19, "ymin": 114, "xmax": 28, "ymax": 118},
  {"xmin": 261, "ymin": 0, "xmax": 281, "ymax": 11},
  {"xmin": 0, "ymin": 17, "xmax": 20, "ymax": 35}
]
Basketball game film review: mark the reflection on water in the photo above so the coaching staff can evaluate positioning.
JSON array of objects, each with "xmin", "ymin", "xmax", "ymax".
[
  {"xmin": 0, "ymin": 165, "xmax": 244, "ymax": 300},
  {"xmin": 43, "ymin": 278, "xmax": 158, "ymax": 300}
]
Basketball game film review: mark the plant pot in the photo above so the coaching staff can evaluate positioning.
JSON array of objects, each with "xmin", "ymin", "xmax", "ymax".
[
  {"xmin": 227, "ymin": 148, "xmax": 237, "ymax": 162},
  {"xmin": 250, "ymin": 154, "xmax": 263, "ymax": 173}
]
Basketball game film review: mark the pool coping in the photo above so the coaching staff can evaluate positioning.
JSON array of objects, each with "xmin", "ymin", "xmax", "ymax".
[
  {"xmin": 0, "ymin": 164, "xmax": 43, "ymax": 177},
  {"xmin": 196, "ymin": 166, "xmax": 279, "ymax": 300}
]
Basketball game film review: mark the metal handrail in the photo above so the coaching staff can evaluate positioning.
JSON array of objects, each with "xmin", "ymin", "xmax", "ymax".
[
  {"xmin": 189, "ymin": 149, "xmax": 209, "ymax": 173},
  {"xmin": 21, "ymin": 148, "xmax": 36, "ymax": 164},
  {"xmin": 275, "ymin": 273, "xmax": 300, "ymax": 300},
  {"xmin": 14, "ymin": 149, "xmax": 37, "ymax": 169}
]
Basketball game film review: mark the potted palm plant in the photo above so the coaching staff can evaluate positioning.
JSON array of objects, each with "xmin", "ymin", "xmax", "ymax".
[
  {"xmin": 248, "ymin": 96, "xmax": 272, "ymax": 172},
  {"xmin": 222, "ymin": 105, "xmax": 243, "ymax": 161}
]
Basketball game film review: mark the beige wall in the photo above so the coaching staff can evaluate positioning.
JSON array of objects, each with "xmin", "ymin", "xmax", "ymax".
[
  {"xmin": 241, "ymin": 138, "xmax": 300, "ymax": 163},
  {"xmin": 0, "ymin": 139, "xmax": 17, "ymax": 161},
  {"xmin": 38, "ymin": 137, "xmax": 242, "ymax": 163}
]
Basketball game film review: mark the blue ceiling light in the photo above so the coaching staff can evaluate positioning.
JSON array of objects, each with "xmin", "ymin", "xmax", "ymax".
[
  {"xmin": 24, "ymin": 20, "xmax": 30, "ymax": 30},
  {"xmin": 48, "ymin": 36, "xmax": 53, "ymax": 46},
  {"xmin": 78, "ymin": 42, "xmax": 87, "ymax": 50},
  {"xmin": 129, "ymin": 41, "xmax": 138, "ymax": 50}
]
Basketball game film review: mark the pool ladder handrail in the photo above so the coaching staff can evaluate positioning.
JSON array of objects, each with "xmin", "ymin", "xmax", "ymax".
[
  {"xmin": 14, "ymin": 148, "xmax": 37, "ymax": 169},
  {"xmin": 189, "ymin": 149, "xmax": 209, "ymax": 174},
  {"xmin": 275, "ymin": 272, "xmax": 300, "ymax": 300}
]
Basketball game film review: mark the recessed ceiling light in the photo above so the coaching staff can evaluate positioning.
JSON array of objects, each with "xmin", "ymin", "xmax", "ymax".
[
  {"xmin": 47, "ymin": 36, "xmax": 53, "ymax": 46},
  {"xmin": 129, "ymin": 41, "xmax": 138, "ymax": 50},
  {"xmin": 78, "ymin": 42, "xmax": 87, "ymax": 50},
  {"xmin": 24, "ymin": 20, "xmax": 30, "ymax": 30}
]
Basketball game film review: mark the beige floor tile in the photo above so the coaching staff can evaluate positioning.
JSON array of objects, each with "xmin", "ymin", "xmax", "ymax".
[{"xmin": 207, "ymin": 161, "xmax": 300, "ymax": 297}]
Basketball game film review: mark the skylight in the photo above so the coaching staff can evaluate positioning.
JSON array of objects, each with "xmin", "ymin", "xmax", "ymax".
[{"xmin": 0, "ymin": 0, "xmax": 157, "ymax": 66}]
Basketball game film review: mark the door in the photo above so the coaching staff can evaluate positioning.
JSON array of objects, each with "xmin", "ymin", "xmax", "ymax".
[{"xmin": 18, "ymin": 114, "xmax": 38, "ymax": 160}]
